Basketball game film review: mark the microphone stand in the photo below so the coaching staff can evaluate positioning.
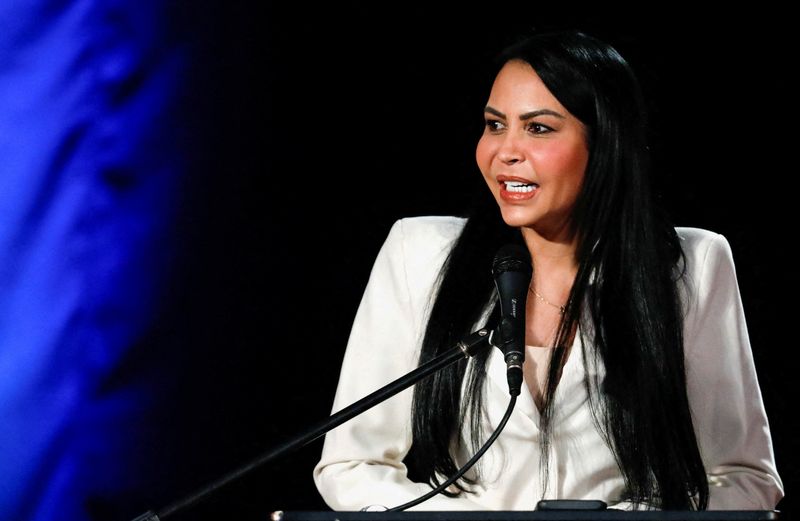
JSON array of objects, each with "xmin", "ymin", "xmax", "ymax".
[{"xmin": 132, "ymin": 328, "xmax": 493, "ymax": 521}]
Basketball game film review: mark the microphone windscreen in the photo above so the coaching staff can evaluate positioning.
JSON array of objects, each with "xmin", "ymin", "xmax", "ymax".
[{"xmin": 492, "ymin": 243, "xmax": 532, "ymax": 277}]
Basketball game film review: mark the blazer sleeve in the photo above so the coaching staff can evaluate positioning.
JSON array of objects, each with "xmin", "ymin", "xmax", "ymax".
[
  {"xmin": 312, "ymin": 218, "xmax": 483, "ymax": 511},
  {"xmin": 682, "ymin": 231, "xmax": 784, "ymax": 510}
]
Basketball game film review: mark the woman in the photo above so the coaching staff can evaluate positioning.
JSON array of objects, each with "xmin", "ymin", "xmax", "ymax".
[{"xmin": 313, "ymin": 29, "xmax": 783, "ymax": 511}]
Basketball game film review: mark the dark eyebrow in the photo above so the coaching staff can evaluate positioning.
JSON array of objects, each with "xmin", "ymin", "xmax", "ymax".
[
  {"xmin": 520, "ymin": 109, "xmax": 566, "ymax": 120},
  {"xmin": 484, "ymin": 106, "xmax": 506, "ymax": 118},
  {"xmin": 484, "ymin": 105, "xmax": 566, "ymax": 120}
]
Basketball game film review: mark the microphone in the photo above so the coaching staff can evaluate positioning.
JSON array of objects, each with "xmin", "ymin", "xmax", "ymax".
[{"xmin": 491, "ymin": 243, "xmax": 532, "ymax": 396}]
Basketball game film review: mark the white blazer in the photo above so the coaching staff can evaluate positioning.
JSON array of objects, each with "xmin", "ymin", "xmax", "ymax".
[{"xmin": 313, "ymin": 216, "xmax": 783, "ymax": 511}]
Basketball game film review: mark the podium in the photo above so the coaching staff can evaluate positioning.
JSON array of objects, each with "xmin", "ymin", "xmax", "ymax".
[{"xmin": 272, "ymin": 512, "xmax": 779, "ymax": 521}]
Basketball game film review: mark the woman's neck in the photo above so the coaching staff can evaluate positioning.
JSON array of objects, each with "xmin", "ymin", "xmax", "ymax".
[
  {"xmin": 520, "ymin": 226, "xmax": 579, "ymax": 303},
  {"xmin": 520, "ymin": 226, "xmax": 579, "ymax": 270}
]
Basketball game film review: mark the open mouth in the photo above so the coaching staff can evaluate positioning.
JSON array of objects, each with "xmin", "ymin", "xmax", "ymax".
[{"xmin": 503, "ymin": 180, "xmax": 538, "ymax": 193}]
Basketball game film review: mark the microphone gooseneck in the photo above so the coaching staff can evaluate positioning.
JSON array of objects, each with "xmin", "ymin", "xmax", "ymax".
[{"xmin": 491, "ymin": 243, "xmax": 532, "ymax": 397}]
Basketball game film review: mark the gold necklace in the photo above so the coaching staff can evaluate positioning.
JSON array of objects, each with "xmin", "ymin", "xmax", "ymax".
[{"xmin": 529, "ymin": 286, "xmax": 566, "ymax": 314}]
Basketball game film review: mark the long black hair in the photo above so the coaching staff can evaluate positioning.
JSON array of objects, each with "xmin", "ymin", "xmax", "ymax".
[{"xmin": 404, "ymin": 29, "xmax": 709, "ymax": 510}]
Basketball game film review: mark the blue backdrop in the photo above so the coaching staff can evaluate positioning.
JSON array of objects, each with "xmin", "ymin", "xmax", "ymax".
[{"xmin": 0, "ymin": 2, "xmax": 189, "ymax": 519}]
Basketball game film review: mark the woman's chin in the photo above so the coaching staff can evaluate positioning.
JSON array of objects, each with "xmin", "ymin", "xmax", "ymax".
[{"xmin": 498, "ymin": 207, "xmax": 536, "ymax": 229}]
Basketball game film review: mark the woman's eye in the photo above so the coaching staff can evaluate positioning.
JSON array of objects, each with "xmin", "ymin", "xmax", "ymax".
[
  {"xmin": 528, "ymin": 122, "xmax": 552, "ymax": 134},
  {"xmin": 485, "ymin": 119, "xmax": 504, "ymax": 132}
]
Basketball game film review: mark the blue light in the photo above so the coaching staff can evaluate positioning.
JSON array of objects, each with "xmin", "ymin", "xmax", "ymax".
[{"xmin": 0, "ymin": 2, "xmax": 188, "ymax": 519}]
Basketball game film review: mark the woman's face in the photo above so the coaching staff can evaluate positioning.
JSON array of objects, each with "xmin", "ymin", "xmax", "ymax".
[{"xmin": 476, "ymin": 60, "xmax": 589, "ymax": 240}]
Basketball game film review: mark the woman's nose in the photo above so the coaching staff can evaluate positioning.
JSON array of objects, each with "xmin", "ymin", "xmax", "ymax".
[{"xmin": 497, "ymin": 133, "xmax": 523, "ymax": 164}]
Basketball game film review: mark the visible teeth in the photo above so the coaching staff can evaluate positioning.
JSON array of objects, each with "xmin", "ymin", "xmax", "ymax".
[{"xmin": 505, "ymin": 181, "xmax": 537, "ymax": 193}]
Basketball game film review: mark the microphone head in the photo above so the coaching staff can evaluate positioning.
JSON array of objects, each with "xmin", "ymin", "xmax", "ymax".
[
  {"xmin": 491, "ymin": 243, "xmax": 532, "ymax": 321},
  {"xmin": 492, "ymin": 243, "xmax": 532, "ymax": 278}
]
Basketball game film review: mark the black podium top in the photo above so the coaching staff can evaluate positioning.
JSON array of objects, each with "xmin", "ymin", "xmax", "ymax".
[{"xmin": 272, "ymin": 511, "xmax": 779, "ymax": 521}]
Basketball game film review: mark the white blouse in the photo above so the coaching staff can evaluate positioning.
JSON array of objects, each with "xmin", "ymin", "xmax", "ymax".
[{"xmin": 313, "ymin": 216, "xmax": 783, "ymax": 511}]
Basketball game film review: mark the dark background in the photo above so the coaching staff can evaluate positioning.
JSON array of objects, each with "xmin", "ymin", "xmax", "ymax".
[{"xmin": 124, "ymin": 5, "xmax": 796, "ymax": 521}]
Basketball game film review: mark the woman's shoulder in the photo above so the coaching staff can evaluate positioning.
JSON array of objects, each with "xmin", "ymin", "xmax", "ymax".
[
  {"xmin": 375, "ymin": 216, "xmax": 467, "ymax": 305},
  {"xmin": 675, "ymin": 226, "xmax": 732, "ymax": 253},
  {"xmin": 674, "ymin": 226, "xmax": 736, "ymax": 281},
  {"xmin": 376, "ymin": 216, "xmax": 466, "ymax": 284},
  {"xmin": 391, "ymin": 215, "xmax": 467, "ymax": 242}
]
